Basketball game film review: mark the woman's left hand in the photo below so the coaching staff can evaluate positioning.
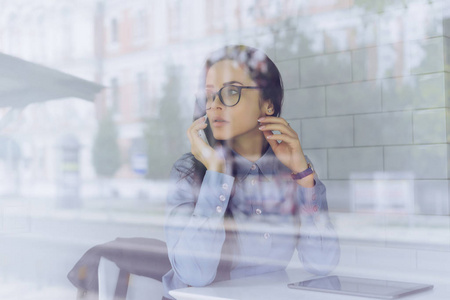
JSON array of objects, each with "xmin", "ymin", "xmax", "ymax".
[{"xmin": 258, "ymin": 116, "xmax": 314, "ymax": 186}]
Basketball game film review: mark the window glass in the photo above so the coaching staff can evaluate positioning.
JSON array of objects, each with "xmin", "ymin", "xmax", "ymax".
[{"xmin": 1, "ymin": 1, "xmax": 449, "ymax": 299}]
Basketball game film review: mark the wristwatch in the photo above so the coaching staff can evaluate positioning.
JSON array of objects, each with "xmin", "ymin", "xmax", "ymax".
[{"xmin": 291, "ymin": 163, "xmax": 314, "ymax": 180}]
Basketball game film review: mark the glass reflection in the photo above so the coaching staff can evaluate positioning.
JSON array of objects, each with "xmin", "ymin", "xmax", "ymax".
[{"xmin": 0, "ymin": 0, "xmax": 449, "ymax": 299}]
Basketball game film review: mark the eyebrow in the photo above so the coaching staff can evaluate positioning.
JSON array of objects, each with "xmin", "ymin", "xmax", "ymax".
[
  {"xmin": 205, "ymin": 81, "xmax": 244, "ymax": 89},
  {"xmin": 224, "ymin": 81, "xmax": 243, "ymax": 86}
]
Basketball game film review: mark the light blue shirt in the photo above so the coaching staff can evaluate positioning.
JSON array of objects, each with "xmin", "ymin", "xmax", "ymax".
[{"xmin": 162, "ymin": 146, "xmax": 340, "ymax": 299}]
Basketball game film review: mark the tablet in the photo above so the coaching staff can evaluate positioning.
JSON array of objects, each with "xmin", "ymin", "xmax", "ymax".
[{"xmin": 287, "ymin": 275, "xmax": 433, "ymax": 299}]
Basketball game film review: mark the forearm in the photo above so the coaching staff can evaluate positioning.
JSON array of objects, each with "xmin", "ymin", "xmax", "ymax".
[
  {"xmin": 166, "ymin": 213, "xmax": 226, "ymax": 285},
  {"xmin": 297, "ymin": 178, "xmax": 340, "ymax": 275},
  {"xmin": 298, "ymin": 214, "xmax": 340, "ymax": 275},
  {"xmin": 165, "ymin": 170, "xmax": 234, "ymax": 286}
]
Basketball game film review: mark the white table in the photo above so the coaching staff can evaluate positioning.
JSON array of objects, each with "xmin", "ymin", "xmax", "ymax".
[{"xmin": 170, "ymin": 268, "xmax": 449, "ymax": 300}]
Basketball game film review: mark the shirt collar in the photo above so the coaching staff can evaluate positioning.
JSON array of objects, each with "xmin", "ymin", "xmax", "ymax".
[{"xmin": 226, "ymin": 145, "xmax": 280, "ymax": 180}]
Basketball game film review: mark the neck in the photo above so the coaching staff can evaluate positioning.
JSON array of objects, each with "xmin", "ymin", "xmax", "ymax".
[{"xmin": 227, "ymin": 131, "xmax": 268, "ymax": 162}]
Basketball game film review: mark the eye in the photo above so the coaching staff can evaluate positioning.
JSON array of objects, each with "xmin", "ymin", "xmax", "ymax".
[{"xmin": 225, "ymin": 86, "xmax": 239, "ymax": 96}]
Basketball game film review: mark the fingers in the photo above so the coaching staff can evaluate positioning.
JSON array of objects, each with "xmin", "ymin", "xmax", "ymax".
[
  {"xmin": 258, "ymin": 116, "xmax": 301, "ymax": 147},
  {"xmin": 258, "ymin": 117, "xmax": 297, "ymax": 138},
  {"xmin": 266, "ymin": 132, "xmax": 298, "ymax": 144},
  {"xmin": 262, "ymin": 130, "xmax": 279, "ymax": 149},
  {"xmin": 259, "ymin": 123, "xmax": 297, "ymax": 138},
  {"xmin": 258, "ymin": 116, "xmax": 290, "ymax": 127},
  {"xmin": 187, "ymin": 116, "xmax": 207, "ymax": 142}
]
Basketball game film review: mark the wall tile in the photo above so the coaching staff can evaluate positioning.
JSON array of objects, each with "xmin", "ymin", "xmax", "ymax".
[
  {"xmin": 270, "ymin": 18, "xmax": 298, "ymax": 35},
  {"xmin": 354, "ymin": 112, "xmax": 413, "ymax": 146},
  {"xmin": 323, "ymin": 17, "xmax": 379, "ymax": 53},
  {"xmin": 332, "ymin": 212, "xmax": 386, "ymax": 246},
  {"xmin": 301, "ymin": 116, "xmax": 353, "ymax": 149},
  {"xmin": 404, "ymin": 2, "xmax": 444, "ymax": 41},
  {"xmin": 385, "ymin": 214, "xmax": 450, "ymax": 251},
  {"xmin": 382, "ymin": 73, "xmax": 445, "ymax": 111},
  {"xmin": 328, "ymin": 147, "xmax": 384, "ymax": 179},
  {"xmin": 282, "ymin": 87, "xmax": 326, "ymax": 119},
  {"xmin": 384, "ymin": 144, "xmax": 449, "ymax": 179},
  {"xmin": 352, "ymin": 13, "xmax": 379, "ymax": 48},
  {"xmin": 276, "ymin": 28, "xmax": 324, "ymax": 60},
  {"xmin": 350, "ymin": 176, "xmax": 415, "ymax": 214},
  {"xmin": 323, "ymin": 180, "xmax": 352, "ymax": 211},
  {"xmin": 300, "ymin": 52, "xmax": 352, "ymax": 87},
  {"xmin": 447, "ymin": 74, "xmax": 450, "ymax": 109},
  {"xmin": 410, "ymin": 37, "xmax": 444, "ymax": 75},
  {"xmin": 414, "ymin": 180, "xmax": 450, "ymax": 215},
  {"xmin": 352, "ymin": 43, "xmax": 410, "ymax": 81},
  {"xmin": 327, "ymin": 81, "xmax": 382, "ymax": 116},
  {"xmin": 252, "ymin": 33, "xmax": 277, "ymax": 61},
  {"xmin": 444, "ymin": 14, "xmax": 450, "ymax": 38},
  {"xmin": 324, "ymin": 27, "xmax": 354, "ymax": 53},
  {"xmin": 284, "ymin": 119, "xmax": 301, "ymax": 142},
  {"xmin": 374, "ymin": 2, "xmax": 446, "ymax": 43},
  {"xmin": 303, "ymin": 149, "xmax": 327, "ymax": 179},
  {"xmin": 413, "ymin": 109, "xmax": 447, "ymax": 144},
  {"xmin": 447, "ymin": 108, "xmax": 450, "ymax": 143},
  {"xmin": 378, "ymin": 9, "xmax": 407, "ymax": 45},
  {"xmin": 444, "ymin": 37, "xmax": 450, "ymax": 73},
  {"xmin": 277, "ymin": 59, "xmax": 300, "ymax": 89}
]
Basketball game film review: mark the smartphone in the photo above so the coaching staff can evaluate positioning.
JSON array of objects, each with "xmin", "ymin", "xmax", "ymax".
[{"xmin": 198, "ymin": 115, "xmax": 209, "ymax": 145}]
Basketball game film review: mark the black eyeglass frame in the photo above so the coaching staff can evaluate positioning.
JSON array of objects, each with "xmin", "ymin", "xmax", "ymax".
[{"xmin": 200, "ymin": 85, "xmax": 262, "ymax": 108}]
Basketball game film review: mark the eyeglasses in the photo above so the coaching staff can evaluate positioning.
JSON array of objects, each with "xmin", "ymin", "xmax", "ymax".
[{"xmin": 198, "ymin": 85, "xmax": 262, "ymax": 108}]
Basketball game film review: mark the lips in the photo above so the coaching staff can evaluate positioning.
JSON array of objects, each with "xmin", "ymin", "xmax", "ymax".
[{"xmin": 210, "ymin": 116, "xmax": 229, "ymax": 127}]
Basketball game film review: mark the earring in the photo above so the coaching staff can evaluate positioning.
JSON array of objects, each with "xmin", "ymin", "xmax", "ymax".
[{"xmin": 268, "ymin": 108, "xmax": 273, "ymax": 114}]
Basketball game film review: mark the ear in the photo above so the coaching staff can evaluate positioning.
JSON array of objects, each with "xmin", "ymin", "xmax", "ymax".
[{"xmin": 264, "ymin": 101, "xmax": 275, "ymax": 116}]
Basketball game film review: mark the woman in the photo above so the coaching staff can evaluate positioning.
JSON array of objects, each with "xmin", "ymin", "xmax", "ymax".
[{"xmin": 162, "ymin": 45, "xmax": 340, "ymax": 299}]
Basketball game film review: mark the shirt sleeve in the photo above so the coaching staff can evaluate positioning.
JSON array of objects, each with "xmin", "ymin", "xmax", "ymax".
[
  {"xmin": 296, "ymin": 160, "xmax": 341, "ymax": 275},
  {"xmin": 165, "ymin": 159, "xmax": 235, "ymax": 287}
]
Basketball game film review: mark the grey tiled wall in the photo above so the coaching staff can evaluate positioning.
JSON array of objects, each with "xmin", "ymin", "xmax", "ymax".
[
  {"xmin": 264, "ymin": 0, "xmax": 450, "ymax": 273},
  {"xmin": 270, "ymin": 2, "xmax": 450, "ymax": 217}
]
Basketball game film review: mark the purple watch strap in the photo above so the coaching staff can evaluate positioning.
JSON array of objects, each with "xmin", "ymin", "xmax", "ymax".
[{"xmin": 291, "ymin": 165, "xmax": 313, "ymax": 180}]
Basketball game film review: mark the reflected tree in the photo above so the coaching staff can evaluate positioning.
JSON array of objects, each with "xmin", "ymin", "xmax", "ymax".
[
  {"xmin": 144, "ymin": 64, "xmax": 188, "ymax": 180},
  {"xmin": 92, "ymin": 111, "xmax": 121, "ymax": 178}
]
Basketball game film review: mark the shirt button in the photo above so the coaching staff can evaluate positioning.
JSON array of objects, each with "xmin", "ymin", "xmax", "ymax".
[
  {"xmin": 255, "ymin": 208, "xmax": 262, "ymax": 215},
  {"xmin": 216, "ymin": 206, "xmax": 223, "ymax": 213},
  {"xmin": 313, "ymin": 205, "xmax": 318, "ymax": 212},
  {"xmin": 264, "ymin": 233, "xmax": 271, "ymax": 239},
  {"xmin": 219, "ymin": 195, "xmax": 226, "ymax": 202},
  {"xmin": 251, "ymin": 164, "xmax": 257, "ymax": 170},
  {"xmin": 222, "ymin": 183, "xmax": 228, "ymax": 190},
  {"xmin": 251, "ymin": 179, "xmax": 256, "ymax": 186}
]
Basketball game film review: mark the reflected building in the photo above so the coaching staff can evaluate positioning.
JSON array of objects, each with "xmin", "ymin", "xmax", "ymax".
[
  {"xmin": 1, "ymin": 1, "xmax": 450, "ymax": 295},
  {"xmin": 1, "ymin": 0, "xmax": 449, "ymax": 213},
  {"xmin": 0, "ymin": 0, "xmax": 99, "ymax": 199}
]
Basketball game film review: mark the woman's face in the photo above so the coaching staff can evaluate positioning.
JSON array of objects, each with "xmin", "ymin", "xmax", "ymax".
[{"xmin": 205, "ymin": 59, "xmax": 271, "ymax": 142}]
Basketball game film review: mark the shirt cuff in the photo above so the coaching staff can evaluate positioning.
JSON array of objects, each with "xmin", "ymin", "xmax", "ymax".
[
  {"xmin": 297, "ymin": 178, "xmax": 326, "ymax": 218},
  {"xmin": 193, "ymin": 170, "xmax": 235, "ymax": 218}
]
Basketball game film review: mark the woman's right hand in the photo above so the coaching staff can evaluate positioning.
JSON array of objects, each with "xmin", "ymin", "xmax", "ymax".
[{"xmin": 187, "ymin": 116, "xmax": 226, "ymax": 173}]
